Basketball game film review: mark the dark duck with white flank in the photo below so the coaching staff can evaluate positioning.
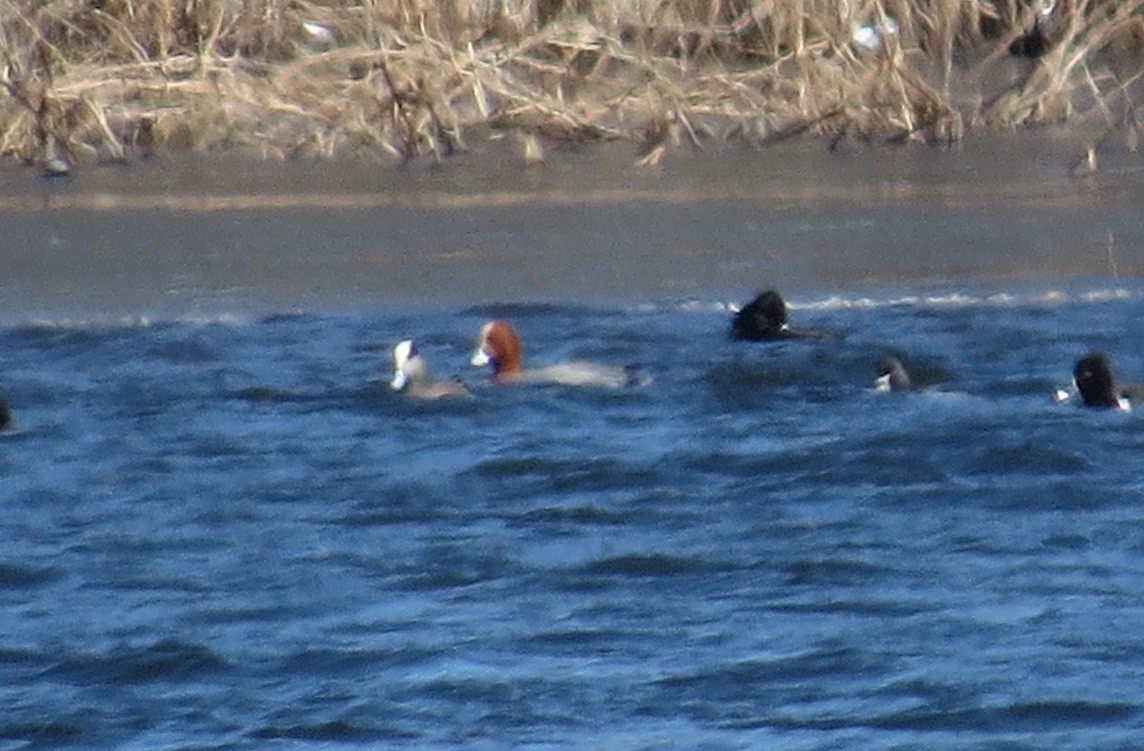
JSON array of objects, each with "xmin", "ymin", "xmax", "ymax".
[
  {"xmin": 730, "ymin": 290, "xmax": 835, "ymax": 342},
  {"xmin": 1072, "ymin": 351, "xmax": 1144, "ymax": 410}
]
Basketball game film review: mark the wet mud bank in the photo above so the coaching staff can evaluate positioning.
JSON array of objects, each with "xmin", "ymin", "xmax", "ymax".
[{"xmin": 1, "ymin": 134, "xmax": 1142, "ymax": 318}]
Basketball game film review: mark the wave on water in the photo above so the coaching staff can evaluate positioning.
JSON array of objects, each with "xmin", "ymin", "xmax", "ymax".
[
  {"xmin": 0, "ymin": 283, "xmax": 1135, "ymax": 333},
  {"xmin": 633, "ymin": 284, "xmax": 1141, "ymax": 318}
]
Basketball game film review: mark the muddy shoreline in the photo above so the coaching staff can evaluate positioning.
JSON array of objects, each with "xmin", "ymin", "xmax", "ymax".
[{"xmin": 1, "ymin": 134, "xmax": 1141, "ymax": 319}]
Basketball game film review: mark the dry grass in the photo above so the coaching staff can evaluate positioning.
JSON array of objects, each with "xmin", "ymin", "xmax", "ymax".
[{"xmin": 2, "ymin": 0, "xmax": 1143, "ymax": 166}]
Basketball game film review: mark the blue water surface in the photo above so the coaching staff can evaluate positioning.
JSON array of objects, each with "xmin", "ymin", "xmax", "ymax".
[{"xmin": 3, "ymin": 283, "xmax": 1144, "ymax": 750}]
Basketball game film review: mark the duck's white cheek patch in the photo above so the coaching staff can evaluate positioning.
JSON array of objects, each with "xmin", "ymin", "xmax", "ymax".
[{"xmin": 471, "ymin": 349, "xmax": 490, "ymax": 367}]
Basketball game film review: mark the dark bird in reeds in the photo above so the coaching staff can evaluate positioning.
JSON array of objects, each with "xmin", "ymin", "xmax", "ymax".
[
  {"xmin": 1009, "ymin": 0, "xmax": 1061, "ymax": 58},
  {"xmin": 730, "ymin": 290, "xmax": 834, "ymax": 342}
]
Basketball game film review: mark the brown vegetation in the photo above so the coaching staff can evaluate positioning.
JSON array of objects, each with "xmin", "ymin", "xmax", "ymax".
[{"xmin": 1, "ymin": 0, "xmax": 1143, "ymax": 167}]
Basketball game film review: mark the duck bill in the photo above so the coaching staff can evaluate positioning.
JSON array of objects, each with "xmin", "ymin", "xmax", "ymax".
[{"xmin": 470, "ymin": 348, "xmax": 490, "ymax": 367}]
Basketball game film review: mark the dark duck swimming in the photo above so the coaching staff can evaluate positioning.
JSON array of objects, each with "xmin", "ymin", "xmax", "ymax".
[
  {"xmin": 1072, "ymin": 351, "xmax": 1143, "ymax": 410},
  {"xmin": 730, "ymin": 290, "xmax": 835, "ymax": 341}
]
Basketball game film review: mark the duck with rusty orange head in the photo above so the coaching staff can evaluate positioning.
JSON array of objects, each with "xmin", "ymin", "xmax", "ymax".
[{"xmin": 471, "ymin": 320, "xmax": 647, "ymax": 388}]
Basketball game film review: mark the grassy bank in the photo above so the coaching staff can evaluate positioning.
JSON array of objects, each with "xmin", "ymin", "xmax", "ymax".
[{"xmin": 2, "ymin": 0, "xmax": 1143, "ymax": 168}]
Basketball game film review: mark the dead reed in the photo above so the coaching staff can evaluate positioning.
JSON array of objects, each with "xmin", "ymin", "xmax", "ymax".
[{"xmin": 1, "ymin": 0, "xmax": 1143, "ymax": 166}]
